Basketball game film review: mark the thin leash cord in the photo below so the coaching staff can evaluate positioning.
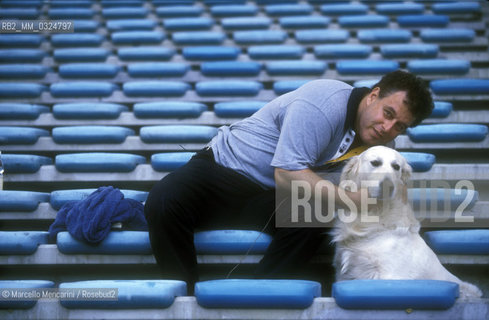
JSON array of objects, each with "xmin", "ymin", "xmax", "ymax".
[{"xmin": 225, "ymin": 197, "xmax": 288, "ymax": 279}]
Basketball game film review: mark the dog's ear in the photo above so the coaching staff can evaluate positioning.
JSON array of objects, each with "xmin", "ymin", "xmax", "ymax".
[
  {"xmin": 401, "ymin": 160, "xmax": 412, "ymax": 185},
  {"xmin": 341, "ymin": 155, "xmax": 360, "ymax": 182}
]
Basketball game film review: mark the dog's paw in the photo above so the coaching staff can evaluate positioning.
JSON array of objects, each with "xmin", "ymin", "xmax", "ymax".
[{"xmin": 459, "ymin": 282, "xmax": 483, "ymax": 299}]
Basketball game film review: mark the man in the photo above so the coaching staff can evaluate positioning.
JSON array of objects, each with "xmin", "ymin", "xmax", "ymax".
[{"xmin": 144, "ymin": 70, "xmax": 434, "ymax": 290}]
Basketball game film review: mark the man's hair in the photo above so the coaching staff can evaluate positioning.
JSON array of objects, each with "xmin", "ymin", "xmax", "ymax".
[{"xmin": 373, "ymin": 70, "xmax": 434, "ymax": 127}]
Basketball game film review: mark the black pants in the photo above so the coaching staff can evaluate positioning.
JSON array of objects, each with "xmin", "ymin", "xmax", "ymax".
[{"xmin": 144, "ymin": 148, "xmax": 327, "ymax": 290}]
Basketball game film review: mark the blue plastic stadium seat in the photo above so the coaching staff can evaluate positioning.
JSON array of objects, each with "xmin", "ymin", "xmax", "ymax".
[
  {"xmin": 210, "ymin": 4, "xmax": 258, "ymax": 16},
  {"xmin": 430, "ymin": 101, "xmax": 453, "ymax": 118},
  {"xmin": 353, "ymin": 79, "xmax": 379, "ymax": 89},
  {"xmin": 2, "ymin": 154, "xmax": 52, "ymax": 173},
  {"xmin": 399, "ymin": 152, "xmax": 435, "ymax": 172},
  {"xmin": 195, "ymin": 279, "xmax": 321, "ymax": 309},
  {"xmin": 314, "ymin": 44, "xmax": 372, "ymax": 58},
  {"xmin": 432, "ymin": 2, "xmax": 481, "ymax": 14},
  {"xmin": 0, "ymin": 281, "xmax": 54, "ymax": 309},
  {"xmin": 48, "ymin": 7, "xmax": 94, "ymax": 18},
  {"xmin": 0, "ymin": 49, "xmax": 45, "ymax": 63},
  {"xmin": 0, "ymin": 8, "xmax": 40, "ymax": 18},
  {"xmin": 248, "ymin": 45, "xmax": 304, "ymax": 59},
  {"xmin": 234, "ymin": 30, "xmax": 287, "ymax": 44},
  {"xmin": 50, "ymin": 82, "xmax": 117, "ymax": 97},
  {"xmin": 127, "ymin": 62, "xmax": 189, "ymax": 77},
  {"xmin": 380, "ymin": 44, "xmax": 439, "ymax": 58},
  {"xmin": 118, "ymin": 47, "xmax": 175, "ymax": 61},
  {"xmin": 111, "ymin": 31, "xmax": 165, "ymax": 44},
  {"xmin": 172, "ymin": 31, "xmax": 225, "ymax": 45},
  {"xmin": 420, "ymin": 29, "xmax": 475, "ymax": 43},
  {"xmin": 424, "ymin": 230, "xmax": 489, "ymax": 255},
  {"xmin": 134, "ymin": 101, "xmax": 206, "ymax": 118},
  {"xmin": 54, "ymin": 48, "xmax": 110, "ymax": 62},
  {"xmin": 151, "ymin": 152, "xmax": 195, "ymax": 171},
  {"xmin": 57, "ymin": 231, "xmax": 151, "ymax": 254},
  {"xmin": 101, "ymin": 0, "xmax": 144, "ymax": 7},
  {"xmin": 295, "ymin": 29, "xmax": 349, "ymax": 43},
  {"xmin": 156, "ymin": 5, "xmax": 203, "ymax": 17},
  {"xmin": 0, "ymin": 191, "xmax": 50, "ymax": 211},
  {"xmin": 0, "ymin": 34, "xmax": 43, "ymax": 47},
  {"xmin": 51, "ymin": 34, "xmax": 105, "ymax": 47},
  {"xmin": 333, "ymin": 280, "xmax": 458, "ymax": 310},
  {"xmin": 53, "ymin": 103, "xmax": 128, "ymax": 120},
  {"xmin": 59, "ymin": 280, "xmax": 186, "ymax": 309},
  {"xmin": 50, "ymin": 189, "xmax": 147, "ymax": 210},
  {"xmin": 0, "ymin": 127, "xmax": 49, "ymax": 144},
  {"xmin": 106, "ymin": 19, "xmax": 156, "ymax": 31},
  {"xmin": 358, "ymin": 29, "xmax": 412, "ymax": 43},
  {"xmin": 408, "ymin": 188, "xmax": 478, "ymax": 211},
  {"xmin": 196, "ymin": 81, "xmax": 263, "ymax": 96},
  {"xmin": 407, "ymin": 59, "xmax": 470, "ymax": 75},
  {"xmin": 55, "ymin": 153, "xmax": 146, "ymax": 172},
  {"xmin": 279, "ymin": 16, "xmax": 330, "ymax": 29},
  {"xmin": 266, "ymin": 61, "xmax": 326, "ymax": 76},
  {"xmin": 123, "ymin": 81, "xmax": 190, "ymax": 97},
  {"xmin": 338, "ymin": 15, "xmax": 389, "ymax": 28},
  {"xmin": 407, "ymin": 124, "xmax": 488, "ymax": 142},
  {"xmin": 0, "ymin": 103, "xmax": 49, "ymax": 120},
  {"xmin": 397, "ymin": 15, "xmax": 449, "ymax": 27},
  {"xmin": 182, "ymin": 46, "xmax": 240, "ymax": 60},
  {"xmin": 273, "ymin": 80, "xmax": 311, "ymax": 95},
  {"xmin": 0, "ymin": 0, "xmax": 43, "ymax": 5},
  {"xmin": 336, "ymin": 60, "xmax": 399, "ymax": 75},
  {"xmin": 430, "ymin": 79, "xmax": 489, "ymax": 95},
  {"xmin": 52, "ymin": 126, "xmax": 134, "ymax": 144},
  {"xmin": 59, "ymin": 63, "xmax": 120, "ymax": 78},
  {"xmin": 265, "ymin": 4, "xmax": 313, "ymax": 16},
  {"xmin": 214, "ymin": 101, "xmax": 267, "ymax": 117},
  {"xmin": 164, "ymin": 17, "xmax": 214, "ymax": 30},
  {"xmin": 140, "ymin": 125, "xmax": 218, "ymax": 143},
  {"xmin": 72, "ymin": 20, "xmax": 99, "ymax": 32},
  {"xmin": 50, "ymin": 0, "xmax": 92, "ymax": 6},
  {"xmin": 221, "ymin": 17, "xmax": 271, "ymax": 30},
  {"xmin": 0, "ymin": 83, "xmax": 45, "ymax": 98},
  {"xmin": 201, "ymin": 61, "xmax": 261, "ymax": 76},
  {"xmin": 0, "ymin": 64, "xmax": 48, "ymax": 79},
  {"xmin": 0, "ymin": 231, "xmax": 49, "ymax": 254},
  {"xmin": 375, "ymin": 2, "xmax": 424, "ymax": 15},
  {"xmin": 102, "ymin": 7, "xmax": 148, "ymax": 18},
  {"xmin": 194, "ymin": 230, "xmax": 272, "ymax": 254},
  {"xmin": 320, "ymin": 3, "xmax": 367, "ymax": 15}
]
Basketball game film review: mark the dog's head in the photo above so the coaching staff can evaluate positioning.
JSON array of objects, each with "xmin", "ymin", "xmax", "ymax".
[{"xmin": 340, "ymin": 146, "xmax": 411, "ymax": 202}]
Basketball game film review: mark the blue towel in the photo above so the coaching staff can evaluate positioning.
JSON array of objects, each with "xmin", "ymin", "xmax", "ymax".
[{"xmin": 48, "ymin": 186, "xmax": 147, "ymax": 244}]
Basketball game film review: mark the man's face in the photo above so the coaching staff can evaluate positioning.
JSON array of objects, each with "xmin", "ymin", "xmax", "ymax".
[{"xmin": 356, "ymin": 88, "xmax": 415, "ymax": 146}]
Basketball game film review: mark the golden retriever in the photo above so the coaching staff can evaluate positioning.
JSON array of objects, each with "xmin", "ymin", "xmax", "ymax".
[{"xmin": 332, "ymin": 146, "xmax": 482, "ymax": 299}]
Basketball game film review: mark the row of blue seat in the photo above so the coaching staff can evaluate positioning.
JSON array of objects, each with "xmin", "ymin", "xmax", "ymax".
[
  {"xmin": 1, "ymin": 229, "xmax": 487, "ymax": 256},
  {"xmin": 0, "ymin": 124, "xmax": 486, "ymax": 146},
  {"xmin": 0, "ymin": 100, "xmax": 454, "ymax": 121},
  {"xmin": 0, "ymin": 44, "xmax": 448, "ymax": 63},
  {"xmin": 0, "ymin": 278, "xmax": 472, "ymax": 311},
  {"xmin": 0, "ymin": 2, "xmax": 481, "ymax": 18},
  {"xmin": 0, "ymin": 28, "xmax": 479, "ymax": 46},
  {"xmin": 0, "ymin": 150, "xmax": 439, "ymax": 174},
  {"xmin": 0, "ymin": 59, "xmax": 473, "ymax": 80},
  {"xmin": 2, "ymin": 78, "xmax": 489, "ymax": 99},
  {"xmin": 0, "ymin": 185, "xmax": 479, "ymax": 213}
]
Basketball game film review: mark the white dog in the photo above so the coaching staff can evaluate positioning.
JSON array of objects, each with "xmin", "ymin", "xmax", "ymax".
[{"xmin": 332, "ymin": 146, "xmax": 482, "ymax": 299}]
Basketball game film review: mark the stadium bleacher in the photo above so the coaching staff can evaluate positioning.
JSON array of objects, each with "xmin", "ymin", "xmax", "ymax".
[{"xmin": 0, "ymin": 0, "xmax": 488, "ymax": 319}]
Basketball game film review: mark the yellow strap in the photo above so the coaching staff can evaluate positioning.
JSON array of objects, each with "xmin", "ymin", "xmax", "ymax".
[{"xmin": 324, "ymin": 145, "xmax": 368, "ymax": 164}]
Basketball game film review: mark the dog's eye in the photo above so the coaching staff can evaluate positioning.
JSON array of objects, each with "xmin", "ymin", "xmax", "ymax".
[
  {"xmin": 370, "ymin": 160, "xmax": 382, "ymax": 167},
  {"xmin": 391, "ymin": 163, "xmax": 400, "ymax": 171}
]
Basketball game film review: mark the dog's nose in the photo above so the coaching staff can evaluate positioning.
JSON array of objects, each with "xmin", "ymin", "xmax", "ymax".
[{"xmin": 380, "ymin": 177, "xmax": 395, "ymax": 199}]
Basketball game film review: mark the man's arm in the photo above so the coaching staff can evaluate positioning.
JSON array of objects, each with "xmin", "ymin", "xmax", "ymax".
[{"xmin": 274, "ymin": 167, "xmax": 362, "ymax": 210}]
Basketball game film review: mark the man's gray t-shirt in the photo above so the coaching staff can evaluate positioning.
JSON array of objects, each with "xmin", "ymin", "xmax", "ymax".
[{"xmin": 209, "ymin": 79, "xmax": 354, "ymax": 189}]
